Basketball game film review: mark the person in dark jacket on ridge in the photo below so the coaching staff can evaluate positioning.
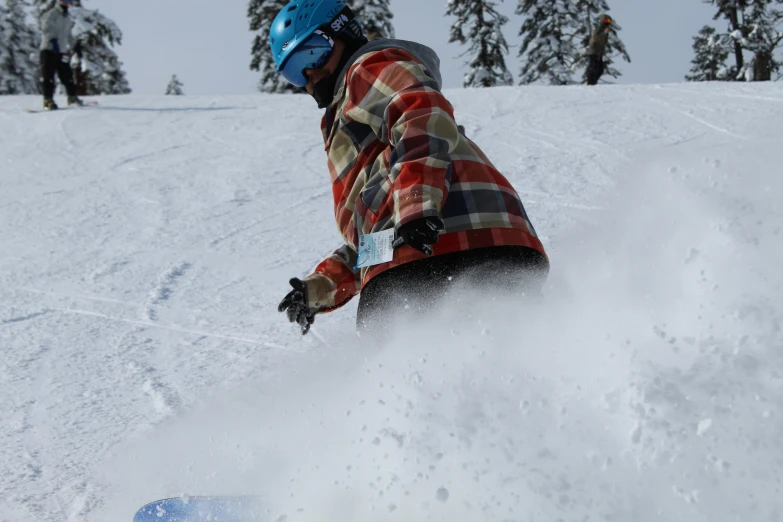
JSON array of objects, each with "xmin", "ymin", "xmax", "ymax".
[
  {"xmin": 39, "ymin": 0, "xmax": 83, "ymax": 110},
  {"xmin": 584, "ymin": 14, "xmax": 613, "ymax": 86},
  {"xmin": 271, "ymin": 0, "xmax": 549, "ymax": 338}
]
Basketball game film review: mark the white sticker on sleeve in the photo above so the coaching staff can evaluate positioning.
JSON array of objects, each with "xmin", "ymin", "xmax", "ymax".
[{"xmin": 355, "ymin": 229, "xmax": 395, "ymax": 269}]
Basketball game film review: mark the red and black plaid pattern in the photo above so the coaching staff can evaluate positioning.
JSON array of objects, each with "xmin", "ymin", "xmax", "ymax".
[{"xmin": 304, "ymin": 47, "xmax": 547, "ymax": 313}]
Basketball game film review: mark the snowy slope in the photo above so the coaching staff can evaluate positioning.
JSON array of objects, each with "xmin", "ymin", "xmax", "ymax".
[{"xmin": 1, "ymin": 83, "xmax": 782, "ymax": 522}]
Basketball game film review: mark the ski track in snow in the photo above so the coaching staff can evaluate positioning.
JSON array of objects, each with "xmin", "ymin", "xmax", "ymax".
[
  {"xmin": 145, "ymin": 261, "xmax": 192, "ymax": 321},
  {"xmin": 1, "ymin": 84, "xmax": 782, "ymax": 522},
  {"xmin": 0, "ymin": 309, "xmax": 54, "ymax": 325}
]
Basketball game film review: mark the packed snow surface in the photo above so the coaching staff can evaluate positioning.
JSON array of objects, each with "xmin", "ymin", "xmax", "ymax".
[{"xmin": 1, "ymin": 82, "xmax": 782, "ymax": 522}]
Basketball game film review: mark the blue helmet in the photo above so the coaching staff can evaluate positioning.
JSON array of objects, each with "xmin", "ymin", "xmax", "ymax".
[{"xmin": 269, "ymin": 0, "xmax": 353, "ymax": 72}]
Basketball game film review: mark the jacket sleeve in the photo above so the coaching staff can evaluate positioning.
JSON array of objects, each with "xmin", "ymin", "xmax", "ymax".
[
  {"xmin": 63, "ymin": 17, "xmax": 74, "ymax": 53},
  {"xmin": 41, "ymin": 10, "xmax": 58, "ymax": 46},
  {"xmin": 342, "ymin": 49, "xmax": 461, "ymax": 230},
  {"xmin": 303, "ymin": 244, "xmax": 361, "ymax": 314}
]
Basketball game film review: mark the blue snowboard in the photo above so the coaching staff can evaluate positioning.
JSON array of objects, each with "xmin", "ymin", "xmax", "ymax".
[{"xmin": 133, "ymin": 496, "xmax": 263, "ymax": 522}]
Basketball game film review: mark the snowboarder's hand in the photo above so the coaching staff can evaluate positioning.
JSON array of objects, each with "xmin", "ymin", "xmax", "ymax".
[
  {"xmin": 50, "ymin": 38, "xmax": 60, "ymax": 53},
  {"xmin": 278, "ymin": 278, "xmax": 315, "ymax": 335},
  {"xmin": 392, "ymin": 216, "xmax": 444, "ymax": 256}
]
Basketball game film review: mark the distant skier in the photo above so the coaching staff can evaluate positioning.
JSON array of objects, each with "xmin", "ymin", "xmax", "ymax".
[
  {"xmin": 39, "ymin": 0, "xmax": 83, "ymax": 110},
  {"xmin": 271, "ymin": 0, "xmax": 548, "ymax": 337},
  {"xmin": 584, "ymin": 14, "xmax": 613, "ymax": 86}
]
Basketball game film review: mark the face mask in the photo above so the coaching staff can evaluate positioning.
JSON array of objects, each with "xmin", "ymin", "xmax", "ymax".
[
  {"xmin": 60, "ymin": 4, "xmax": 69, "ymax": 13},
  {"xmin": 311, "ymin": 74, "xmax": 340, "ymax": 109}
]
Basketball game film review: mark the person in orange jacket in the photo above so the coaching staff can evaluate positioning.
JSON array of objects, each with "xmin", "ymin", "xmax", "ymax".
[{"xmin": 584, "ymin": 14, "xmax": 613, "ymax": 86}]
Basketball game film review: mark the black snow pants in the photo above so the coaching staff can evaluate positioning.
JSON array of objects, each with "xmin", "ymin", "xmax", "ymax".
[
  {"xmin": 40, "ymin": 50, "xmax": 77, "ymax": 99},
  {"xmin": 585, "ymin": 55, "xmax": 605, "ymax": 85},
  {"xmin": 356, "ymin": 245, "xmax": 548, "ymax": 337}
]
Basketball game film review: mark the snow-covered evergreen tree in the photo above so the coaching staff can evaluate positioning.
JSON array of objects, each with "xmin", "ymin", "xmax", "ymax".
[
  {"xmin": 71, "ymin": 7, "xmax": 130, "ymax": 94},
  {"xmin": 32, "ymin": 0, "xmax": 54, "ymax": 17},
  {"xmin": 704, "ymin": 0, "xmax": 749, "ymax": 78},
  {"xmin": 248, "ymin": 0, "xmax": 299, "ymax": 93},
  {"xmin": 572, "ymin": 0, "xmax": 630, "ymax": 81},
  {"xmin": 165, "ymin": 74, "xmax": 184, "ymax": 95},
  {"xmin": 686, "ymin": 25, "xmax": 732, "ymax": 81},
  {"xmin": 701, "ymin": 0, "xmax": 783, "ymax": 80},
  {"xmin": 347, "ymin": 0, "xmax": 395, "ymax": 39},
  {"xmin": 0, "ymin": 0, "xmax": 40, "ymax": 94},
  {"xmin": 742, "ymin": 0, "xmax": 783, "ymax": 80},
  {"xmin": 516, "ymin": 0, "xmax": 581, "ymax": 85},
  {"xmin": 33, "ymin": 0, "xmax": 130, "ymax": 94},
  {"xmin": 447, "ymin": 0, "xmax": 514, "ymax": 87}
]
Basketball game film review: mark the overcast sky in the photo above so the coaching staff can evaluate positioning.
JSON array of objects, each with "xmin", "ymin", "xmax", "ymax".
[{"xmin": 93, "ymin": 0, "xmax": 717, "ymax": 95}]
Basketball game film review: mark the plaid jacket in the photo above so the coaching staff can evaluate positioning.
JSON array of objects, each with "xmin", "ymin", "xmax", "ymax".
[{"xmin": 301, "ymin": 40, "xmax": 547, "ymax": 315}]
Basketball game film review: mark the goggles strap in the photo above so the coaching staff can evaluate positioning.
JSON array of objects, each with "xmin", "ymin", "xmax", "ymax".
[{"xmin": 319, "ymin": 5, "xmax": 363, "ymax": 41}]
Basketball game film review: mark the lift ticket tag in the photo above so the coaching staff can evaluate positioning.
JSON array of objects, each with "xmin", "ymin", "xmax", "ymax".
[{"xmin": 355, "ymin": 230, "xmax": 395, "ymax": 269}]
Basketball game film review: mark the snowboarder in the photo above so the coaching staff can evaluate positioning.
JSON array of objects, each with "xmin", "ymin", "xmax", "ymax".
[
  {"xmin": 272, "ymin": 0, "xmax": 548, "ymax": 337},
  {"xmin": 584, "ymin": 14, "xmax": 613, "ymax": 86},
  {"xmin": 39, "ymin": 0, "xmax": 83, "ymax": 110}
]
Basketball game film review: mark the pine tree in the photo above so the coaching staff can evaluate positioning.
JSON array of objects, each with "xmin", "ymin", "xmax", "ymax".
[
  {"xmin": 71, "ymin": 6, "xmax": 131, "ymax": 94},
  {"xmin": 704, "ymin": 0, "xmax": 749, "ymax": 78},
  {"xmin": 165, "ymin": 74, "xmax": 184, "ymax": 95},
  {"xmin": 701, "ymin": 0, "xmax": 783, "ymax": 80},
  {"xmin": 32, "ymin": 0, "xmax": 55, "ymax": 17},
  {"xmin": 572, "ymin": 0, "xmax": 630, "ymax": 81},
  {"xmin": 0, "ymin": 0, "xmax": 40, "ymax": 94},
  {"xmin": 742, "ymin": 0, "xmax": 783, "ymax": 80},
  {"xmin": 347, "ymin": 0, "xmax": 395, "ymax": 38},
  {"xmin": 447, "ymin": 0, "xmax": 514, "ymax": 87},
  {"xmin": 686, "ymin": 25, "xmax": 732, "ymax": 81},
  {"xmin": 517, "ymin": 0, "xmax": 581, "ymax": 85},
  {"xmin": 33, "ymin": 0, "xmax": 131, "ymax": 94},
  {"xmin": 248, "ymin": 0, "xmax": 299, "ymax": 93}
]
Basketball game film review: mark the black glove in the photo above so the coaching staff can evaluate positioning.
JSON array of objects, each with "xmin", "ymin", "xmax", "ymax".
[
  {"xmin": 392, "ymin": 216, "xmax": 444, "ymax": 256},
  {"xmin": 277, "ymin": 278, "xmax": 315, "ymax": 335},
  {"xmin": 73, "ymin": 41, "xmax": 83, "ymax": 58}
]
